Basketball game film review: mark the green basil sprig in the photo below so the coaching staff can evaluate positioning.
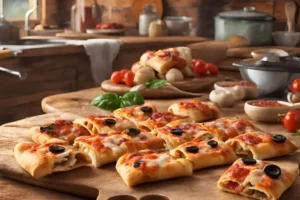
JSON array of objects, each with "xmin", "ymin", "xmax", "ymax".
[
  {"xmin": 91, "ymin": 92, "xmax": 144, "ymax": 111},
  {"xmin": 144, "ymin": 79, "xmax": 168, "ymax": 89}
]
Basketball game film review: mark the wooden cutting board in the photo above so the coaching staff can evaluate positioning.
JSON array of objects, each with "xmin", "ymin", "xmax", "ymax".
[
  {"xmin": 226, "ymin": 46, "xmax": 300, "ymax": 58},
  {"xmin": 1, "ymin": 111, "xmax": 300, "ymax": 200},
  {"xmin": 101, "ymin": 75, "xmax": 222, "ymax": 98}
]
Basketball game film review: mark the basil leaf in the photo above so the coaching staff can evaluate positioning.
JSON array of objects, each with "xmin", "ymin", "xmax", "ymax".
[
  {"xmin": 40, "ymin": 123, "xmax": 55, "ymax": 132},
  {"xmin": 91, "ymin": 93, "xmax": 120, "ymax": 111},
  {"xmin": 293, "ymin": 129, "xmax": 300, "ymax": 137},
  {"xmin": 144, "ymin": 79, "xmax": 168, "ymax": 89},
  {"xmin": 120, "ymin": 92, "xmax": 144, "ymax": 108}
]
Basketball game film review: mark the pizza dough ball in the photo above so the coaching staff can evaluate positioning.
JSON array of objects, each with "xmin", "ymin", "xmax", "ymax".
[
  {"xmin": 131, "ymin": 61, "xmax": 144, "ymax": 73},
  {"xmin": 134, "ymin": 66, "xmax": 156, "ymax": 85},
  {"xmin": 165, "ymin": 68, "xmax": 184, "ymax": 82},
  {"xmin": 214, "ymin": 84, "xmax": 246, "ymax": 100},
  {"xmin": 209, "ymin": 90, "xmax": 235, "ymax": 108},
  {"xmin": 180, "ymin": 66, "xmax": 194, "ymax": 77}
]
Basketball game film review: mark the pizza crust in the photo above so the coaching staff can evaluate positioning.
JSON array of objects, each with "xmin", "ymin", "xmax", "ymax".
[
  {"xmin": 116, "ymin": 150, "xmax": 193, "ymax": 187},
  {"xmin": 170, "ymin": 138, "xmax": 237, "ymax": 170},
  {"xmin": 14, "ymin": 139, "xmax": 91, "ymax": 179},
  {"xmin": 168, "ymin": 101, "xmax": 220, "ymax": 122},
  {"xmin": 218, "ymin": 158, "xmax": 299, "ymax": 200},
  {"xmin": 225, "ymin": 132, "xmax": 298, "ymax": 160}
]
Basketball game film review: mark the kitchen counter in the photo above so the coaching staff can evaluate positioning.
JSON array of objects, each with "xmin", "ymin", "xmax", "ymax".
[{"xmin": 2, "ymin": 87, "xmax": 300, "ymax": 200}]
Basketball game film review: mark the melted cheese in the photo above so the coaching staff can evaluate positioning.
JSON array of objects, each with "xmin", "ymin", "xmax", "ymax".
[{"xmin": 144, "ymin": 153, "xmax": 172, "ymax": 168}]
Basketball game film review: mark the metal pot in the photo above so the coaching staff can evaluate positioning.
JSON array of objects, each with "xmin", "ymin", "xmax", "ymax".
[{"xmin": 215, "ymin": 7, "xmax": 275, "ymax": 46}]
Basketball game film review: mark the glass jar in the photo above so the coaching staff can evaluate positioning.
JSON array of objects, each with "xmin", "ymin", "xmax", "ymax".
[
  {"xmin": 71, "ymin": 0, "xmax": 102, "ymax": 33},
  {"xmin": 138, "ymin": 4, "xmax": 159, "ymax": 36}
]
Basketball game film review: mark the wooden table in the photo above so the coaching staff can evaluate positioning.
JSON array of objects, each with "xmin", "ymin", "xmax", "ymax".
[{"xmin": 2, "ymin": 87, "xmax": 300, "ymax": 200}]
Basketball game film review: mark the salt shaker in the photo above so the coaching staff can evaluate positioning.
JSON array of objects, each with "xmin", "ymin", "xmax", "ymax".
[{"xmin": 138, "ymin": 4, "xmax": 159, "ymax": 36}]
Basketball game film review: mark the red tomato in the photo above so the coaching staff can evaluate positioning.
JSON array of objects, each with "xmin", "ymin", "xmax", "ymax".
[
  {"xmin": 206, "ymin": 63, "xmax": 219, "ymax": 75},
  {"xmin": 281, "ymin": 109, "xmax": 300, "ymax": 132},
  {"xmin": 110, "ymin": 71, "xmax": 124, "ymax": 84},
  {"xmin": 192, "ymin": 59, "xmax": 207, "ymax": 75},
  {"xmin": 123, "ymin": 71, "xmax": 135, "ymax": 87},
  {"xmin": 291, "ymin": 78, "xmax": 300, "ymax": 92},
  {"xmin": 120, "ymin": 69, "xmax": 130, "ymax": 76}
]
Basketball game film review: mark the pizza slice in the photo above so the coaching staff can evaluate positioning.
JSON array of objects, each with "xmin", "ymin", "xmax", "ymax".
[
  {"xmin": 14, "ymin": 138, "xmax": 91, "ymax": 179},
  {"xmin": 29, "ymin": 120, "xmax": 90, "ymax": 145},
  {"xmin": 140, "ymin": 47, "xmax": 192, "ymax": 74},
  {"xmin": 168, "ymin": 100, "xmax": 220, "ymax": 122},
  {"xmin": 116, "ymin": 149, "xmax": 193, "ymax": 187},
  {"xmin": 73, "ymin": 132, "xmax": 129, "ymax": 167},
  {"xmin": 113, "ymin": 104, "xmax": 157, "ymax": 126},
  {"xmin": 170, "ymin": 138, "xmax": 237, "ymax": 170},
  {"xmin": 73, "ymin": 115, "xmax": 136, "ymax": 135},
  {"xmin": 202, "ymin": 118, "xmax": 260, "ymax": 141},
  {"xmin": 119, "ymin": 128, "xmax": 165, "ymax": 152},
  {"xmin": 225, "ymin": 132, "xmax": 298, "ymax": 160},
  {"xmin": 152, "ymin": 122, "xmax": 215, "ymax": 149},
  {"xmin": 138, "ymin": 111, "xmax": 193, "ymax": 131},
  {"xmin": 218, "ymin": 158, "xmax": 298, "ymax": 200},
  {"xmin": 73, "ymin": 129, "xmax": 164, "ymax": 167}
]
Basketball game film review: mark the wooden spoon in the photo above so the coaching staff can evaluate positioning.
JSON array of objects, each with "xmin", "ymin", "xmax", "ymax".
[{"xmin": 285, "ymin": 0, "xmax": 297, "ymax": 32}]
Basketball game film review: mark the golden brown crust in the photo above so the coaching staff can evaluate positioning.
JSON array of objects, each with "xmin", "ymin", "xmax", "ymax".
[
  {"xmin": 116, "ymin": 149, "xmax": 193, "ymax": 187},
  {"xmin": 218, "ymin": 158, "xmax": 299, "ymax": 200},
  {"xmin": 168, "ymin": 100, "xmax": 220, "ymax": 122},
  {"xmin": 138, "ymin": 111, "xmax": 193, "ymax": 131},
  {"xmin": 73, "ymin": 115, "xmax": 136, "ymax": 135},
  {"xmin": 225, "ymin": 132, "xmax": 298, "ymax": 160},
  {"xmin": 152, "ymin": 122, "xmax": 215, "ymax": 149},
  {"xmin": 14, "ymin": 139, "xmax": 91, "ymax": 178},
  {"xmin": 170, "ymin": 138, "xmax": 237, "ymax": 170},
  {"xmin": 113, "ymin": 104, "xmax": 157, "ymax": 126}
]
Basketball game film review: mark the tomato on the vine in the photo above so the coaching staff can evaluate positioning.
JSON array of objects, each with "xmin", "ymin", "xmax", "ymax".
[
  {"xmin": 123, "ymin": 71, "xmax": 135, "ymax": 87},
  {"xmin": 192, "ymin": 59, "xmax": 207, "ymax": 75},
  {"xmin": 291, "ymin": 78, "xmax": 300, "ymax": 93},
  {"xmin": 206, "ymin": 63, "xmax": 219, "ymax": 75},
  {"xmin": 280, "ymin": 109, "xmax": 300, "ymax": 132}
]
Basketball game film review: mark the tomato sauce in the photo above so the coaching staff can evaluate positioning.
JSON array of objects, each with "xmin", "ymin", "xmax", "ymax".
[
  {"xmin": 240, "ymin": 134, "xmax": 262, "ymax": 145},
  {"xmin": 227, "ymin": 164, "xmax": 250, "ymax": 183},
  {"xmin": 157, "ymin": 48, "xmax": 187, "ymax": 69},
  {"xmin": 250, "ymin": 100, "xmax": 287, "ymax": 107}
]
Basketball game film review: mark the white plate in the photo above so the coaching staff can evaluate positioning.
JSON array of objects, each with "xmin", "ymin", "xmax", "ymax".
[{"xmin": 86, "ymin": 29, "xmax": 125, "ymax": 34}]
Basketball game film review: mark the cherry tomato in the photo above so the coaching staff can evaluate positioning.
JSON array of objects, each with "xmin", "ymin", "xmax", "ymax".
[
  {"xmin": 206, "ymin": 63, "xmax": 219, "ymax": 75},
  {"xmin": 281, "ymin": 109, "xmax": 300, "ymax": 132},
  {"xmin": 110, "ymin": 71, "xmax": 124, "ymax": 84},
  {"xmin": 123, "ymin": 71, "xmax": 135, "ymax": 87},
  {"xmin": 119, "ymin": 69, "xmax": 130, "ymax": 77},
  {"xmin": 291, "ymin": 78, "xmax": 300, "ymax": 92},
  {"xmin": 192, "ymin": 59, "xmax": 207, "ymax": 75}
]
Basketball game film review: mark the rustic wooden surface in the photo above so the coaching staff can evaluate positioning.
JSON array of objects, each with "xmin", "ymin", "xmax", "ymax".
[
  {"xmin": 1, "ymin": 97, "xmax": 300, "ymax": 200},
  {"xmin": 0, "ymin": 177, "xmax": 88, "ymax": 200},
  {"xmin": 101, "ymin": 75, "xmax": 222, "ymax": 98}
]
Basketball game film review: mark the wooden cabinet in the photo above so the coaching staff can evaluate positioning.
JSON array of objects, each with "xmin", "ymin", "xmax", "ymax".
[{"xmin": 0, "ymin": 51, "xmax": 93, "ymax": 124}]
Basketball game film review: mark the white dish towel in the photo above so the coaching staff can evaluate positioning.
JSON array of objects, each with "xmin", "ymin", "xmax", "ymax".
[{"xmin": 66, "ymin": 39, "xmax": 123, "ymax": 86}]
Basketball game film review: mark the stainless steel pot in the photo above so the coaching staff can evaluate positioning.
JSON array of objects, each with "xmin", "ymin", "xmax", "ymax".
[{"xmin": 215, "ymin": 7, "xmax": 275, "ymax": 46}]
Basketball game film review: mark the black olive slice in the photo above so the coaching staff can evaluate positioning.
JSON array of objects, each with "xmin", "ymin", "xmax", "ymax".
[
  {"xmin": 140, "ymin": 106, "xmax": 153, "ymax": 113},
  {"xmin": 264, "ymin": 164, "xmax": 281, "ymax": 179},
  {"xmin": 104, "ymin": 118, "xmax": 116, "ymax": 126},
  {"xmin": 207, "ymin": 140, "xmax": 218, "ymax": 148},
  {"xmin": 186, "ymin": 146, "xmax": 199, "ymax": 153},
  {"xmin": 242, "ymin": 157, "xmax": 257, "ymax": 165},
  {"xmin": 49, "ymin": 145, "xmax": 65, "ymax": 154},
  {"xmin": 272, "ymin": 135, "xmax": 286, "ymax": 143},
  {"xmin": 40, "ymin": 123, "xmax": 55, "ymax": 132},
  {"xmin": 126, "ymin": 128, "xmax": 141, "ymax": 136},
  {"xmin": 170, "ymin": 128, "xmax": 183, "ymax": 136},
  {"xmin": 133, "ymin": 161, "xmax": 142, "ymax": 168}
]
